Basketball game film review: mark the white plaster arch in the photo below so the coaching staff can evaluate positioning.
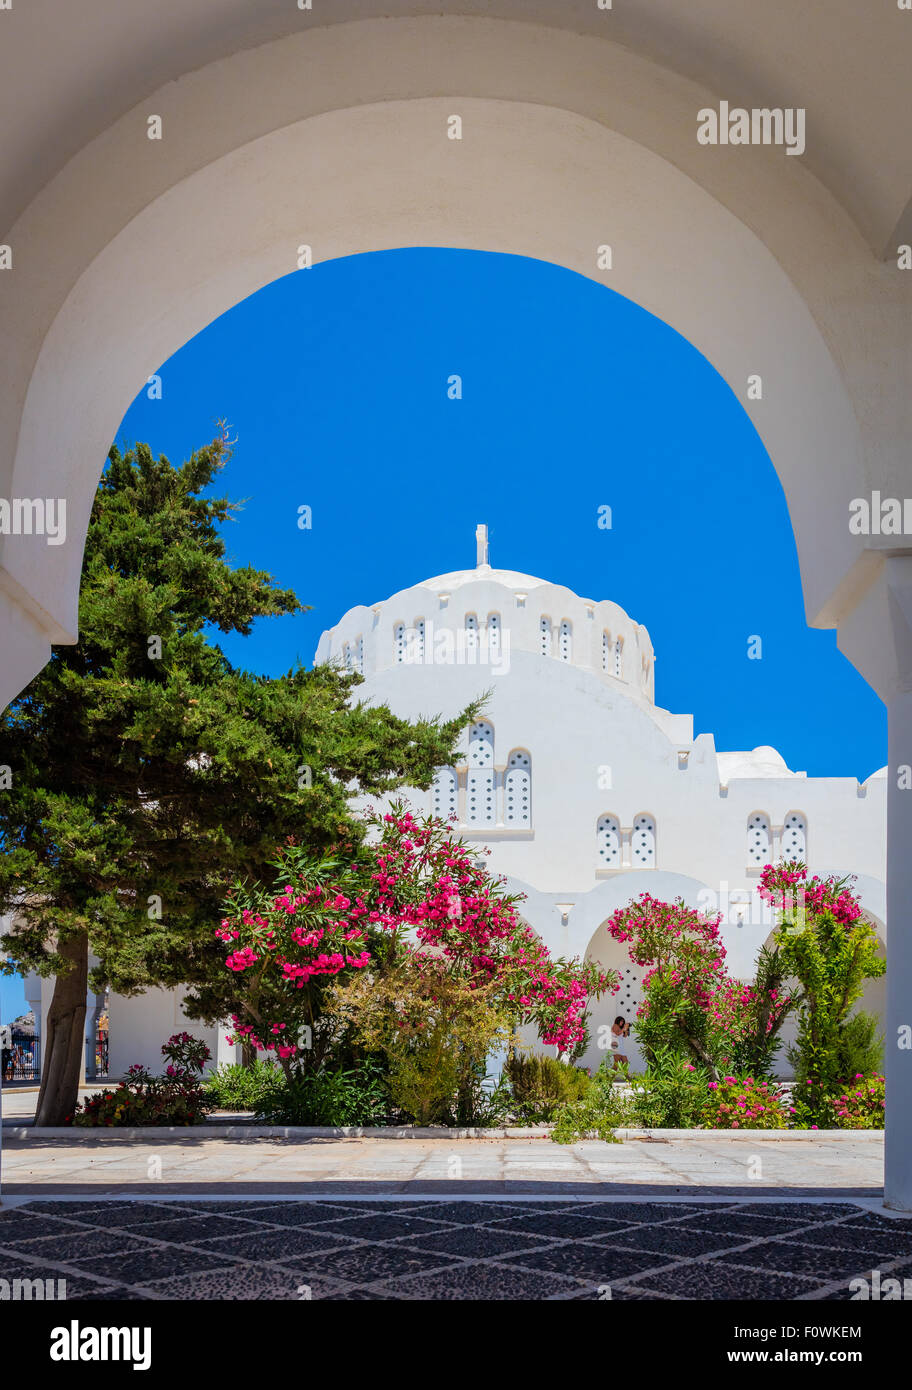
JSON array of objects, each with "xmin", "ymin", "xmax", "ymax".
[{"xmin": 2, "ymin": 76, "xmax": 881, "ymax": 697}]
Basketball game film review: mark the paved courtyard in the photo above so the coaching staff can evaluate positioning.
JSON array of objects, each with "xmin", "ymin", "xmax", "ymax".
[
  {"xmin": 0, "ymin": 1131, "xmax": 884, "ymax": 1197},
  {"xmin": 0, "ymin": 1195, "xmax": 909, "ymax": 1300}
]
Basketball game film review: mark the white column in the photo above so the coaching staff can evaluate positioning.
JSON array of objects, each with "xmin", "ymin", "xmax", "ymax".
[
  {"xmin": 885, "ymin": 686, "xmax": 912, "ymax": 1211},
  {"xmin": 828, "ymin": 555, "xmax": 912, "ymax": 1209}
]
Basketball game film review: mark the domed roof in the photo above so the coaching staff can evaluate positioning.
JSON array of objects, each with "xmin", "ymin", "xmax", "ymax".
[
  {"xmin": 418, "ymin": 563, "xmax": 549, "ymax": 593},
  {"xmin": 717, "ymin": 746, "xmax": 804, "ymax": 779}
]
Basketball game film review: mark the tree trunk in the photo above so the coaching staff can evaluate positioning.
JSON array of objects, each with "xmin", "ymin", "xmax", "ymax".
[{"xmin": 35, "ymin": 932, "xmax": 89, "ymax": 1126}]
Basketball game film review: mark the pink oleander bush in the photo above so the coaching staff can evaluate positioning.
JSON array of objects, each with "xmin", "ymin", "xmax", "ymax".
[
  {"xmin": 605, "ymin": 893, "xmax": 795, "ymax": 1079},
  {"xmin": 215, "ymin": 804, "xmax": 618, "ymax": 1121}
]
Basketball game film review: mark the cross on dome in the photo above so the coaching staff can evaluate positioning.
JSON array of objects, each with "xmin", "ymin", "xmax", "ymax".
[{"xmin": 475, "ymin": 522, "xmax": 490, "ymax": 568}]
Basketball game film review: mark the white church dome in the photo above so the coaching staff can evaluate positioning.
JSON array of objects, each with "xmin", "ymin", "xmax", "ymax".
[
  {"xmin": 418, "ymin": 564, "xmax": 549, "ymax": 593},
  {"xmin": 314, "ymin": 524, "xmax": 657, "ymax": 703},
  {"xmin": 717, "ymin": 746, "xmax": 805, "ymax": 780}
]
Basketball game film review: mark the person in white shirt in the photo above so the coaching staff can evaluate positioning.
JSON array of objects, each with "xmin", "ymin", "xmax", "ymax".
[{"xmin": 610, "ymin": 1015, "xmax": 630, "ymax": 1070}]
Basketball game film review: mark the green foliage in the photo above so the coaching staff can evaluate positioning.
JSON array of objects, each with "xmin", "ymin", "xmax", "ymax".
[
  {"xmin": 773, "ymin": 879, "xmax": 885, "ymax": 1123},
  {"xmin": 550, "ymin": 1060, "xmax": 629, "ymax": 1143},
  {"xmin": 254, "ymin": 1059, "xmax": 391, "ymax": 1127},
  {"xmin": 725, "ymin": 943, "xmax": 794, "ymax": 1079},
  {"xmin": 626, "ymin": 1049, "xmax": 711, "ymax": 1130},
  {"xmin": 503, "ymin": 1052, "xmax": 591, "ymax": 1123},
  {"xmin": 0, "ymin": 437, "xmax": 478, "ymax": 1118},
  {"xmin": 329, "ymin": 955, "xmax": 512, "ymax": 1126},
  {"xmin": 830, "ymin": 1011, "xmax": 884, "ymax": 1082},
  {"xmin": 203, "ymin": 1060, "xmax": 282, "ymax": 1112}
]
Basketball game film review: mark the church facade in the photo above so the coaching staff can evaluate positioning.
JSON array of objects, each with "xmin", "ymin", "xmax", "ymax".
[
  {"xmin": 18, "ymin": 529, "xmax": 888, "ymax": 1081},
  {"xmin": 315, "ymin": 527, "xmax": 888, "ymax": 1076}
]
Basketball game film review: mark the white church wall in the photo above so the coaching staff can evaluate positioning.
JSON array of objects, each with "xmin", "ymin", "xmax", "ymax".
[
  {"xmin": 106, "ymin": 987, "xmax": 230, "ymax": 1080},
  {"xmin": 95, "ymin": 560, "xmax": 887, "ymax": 1087}
]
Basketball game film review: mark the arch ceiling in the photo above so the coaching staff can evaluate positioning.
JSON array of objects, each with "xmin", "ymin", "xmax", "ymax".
[
  {"xmin": 3, "ymin": 2, "xmax": 911, "ymax": 256},
  {"xmin": 1, "ymin": 7, "xmax": 909, "ymax": 703}
]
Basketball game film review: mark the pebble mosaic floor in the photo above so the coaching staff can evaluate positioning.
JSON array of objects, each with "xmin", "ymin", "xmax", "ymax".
[{"xmin": 1, "ymin": 1198, "xmax": 910, "ymax": 1300}]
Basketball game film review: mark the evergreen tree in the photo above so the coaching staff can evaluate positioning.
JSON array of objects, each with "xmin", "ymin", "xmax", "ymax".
[{"xmin": 0, "ymin": 439, "xmax": 479, "ymax": 1123}]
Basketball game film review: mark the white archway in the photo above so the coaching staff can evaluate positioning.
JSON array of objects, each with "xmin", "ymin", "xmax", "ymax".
[
  {"xmin": 5, "ymin": 98, "xmax": 865, "ymax": 662},
  {"xmin": 582, "ymin": 924, "xmax": 646, "ymax": 1078},
  {"xmin": 2, "ymin": 12, "xmax": 910, "ymax": 1208}
]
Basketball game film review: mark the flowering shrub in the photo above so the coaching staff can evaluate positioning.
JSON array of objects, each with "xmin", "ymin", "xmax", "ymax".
[
  {"xmin": 788, "ymin": 1073, "xmax": 885, "ymax": 1130},
  {"xmin": 702, "ymin": 1075, "xmax": 789, "ymax": 1130},
  {"xmin": 605, "ymin": 894, "xmax": 794, "ymax": 1079},
  {"xmin": 758, "ymin": 860, "xmax": 863, "ymax": 931},
  {"xmin": 217, "ymin": 806, "xmax": 617, "ymax": 1084},
  {"xmin": 759, "ymin": 862, "xmax": 884, "ymax": 1122},
  {"xmin": 68, "ymin": 1033, "xmax": 214, "ymax": 1127},
  {"xmin": 824, "ymin": 1074, "xmax": 886, "ymax": 1129}
]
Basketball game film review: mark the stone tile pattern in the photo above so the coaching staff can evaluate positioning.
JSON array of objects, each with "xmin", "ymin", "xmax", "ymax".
[{"xmin": 1, "ymin": 1199, "xmax": 909, "ymax": 1301}]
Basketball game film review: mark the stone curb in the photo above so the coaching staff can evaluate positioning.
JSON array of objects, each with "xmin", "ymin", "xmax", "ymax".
[
  {"xmin": 1, "ymin": 1124, "xmax": 555, "ymax": 1141},
  {"xmin": 0, "ymin": 1123, "xmax": 883, "ymax": 1142}
]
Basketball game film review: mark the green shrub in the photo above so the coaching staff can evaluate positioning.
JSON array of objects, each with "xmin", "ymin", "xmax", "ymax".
[
  {"xmin": 204, "ymin": 1060, "xmax": 283, "ymax": 1112},
  {"xmin": 550, "ymin": 1060, "xmax": 630, "ymax": 1143},
  {"xmin": 625, "ymin": 1050, "xmax": 710, "ymax": 1130},
  {"xmin": 503, "ymin": 1053, "xmax": 591, "ymax": 1123},
  {"xmin": 254, "ymin": 1059, "xmax": 391, "ymax": 1126},
  {"xmin": 831, "ymin": 1012, "xmax": 884, "ymax": 1081},
  {"xmin": 329, "ymin": 957, "xmax": 512, "ymax": 1126}
]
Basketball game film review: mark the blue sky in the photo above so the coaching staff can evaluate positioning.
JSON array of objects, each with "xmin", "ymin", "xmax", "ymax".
[{"xmin": 1, "ymin": 246, "xmax": 886, "ymax": 1023}]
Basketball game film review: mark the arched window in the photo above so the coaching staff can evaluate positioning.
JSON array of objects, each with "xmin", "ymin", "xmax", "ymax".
[
  {"xmin": 632, "ymin": 813, "xmax": 656, "ymax": 867},
  {"xmin": 558, "ymin": 619, "xmax": 572, "ymax": 662},
  {"xmin": 394, "ymin": 622, "xmax": 406, "ymax": 664},
  {"xmin": 782, "ymin": 811, "xmax": 807, "ymax": 859},
  {"xmin": 465, "ymin": 612, "xmax": 479, "ymax": 654},
  {"xmin": 540, "ymin": 616, "xmax": 552, "ymax": 657},
  {"xmin": 504, "ymin": 750, "xmax": 531, "ymax": 827},
  {"xmin": 487, "ymin": 612, "xmax": 501, "ymax": 659},
  {"xmin": 747, "ymin": 812, "xmax": 771, "ymax": 866},
  {"xmin": 342, "ymin": 642, "xmax": 353, "ymax": 671},
  {"xmin": 602, "ymin": 631, "xmax": 611, "ymax": 671},
  {"xmin": 614, "ymin": 636, "xmax": 624, "ymax": 679},
  {"xmin": 597, "ymin": 814, "xmax": 621, "ymax": 868},
  {"xmin": 431, "ymin": 766, "xmax": 458, "ymax": 821},
  {"xmin": 466, "ymin": 721, "xmax": 495, "ymax": 826},
  {"xmin": 356, "ymin": 635, "xmax": 364, "ymax": 674}
]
